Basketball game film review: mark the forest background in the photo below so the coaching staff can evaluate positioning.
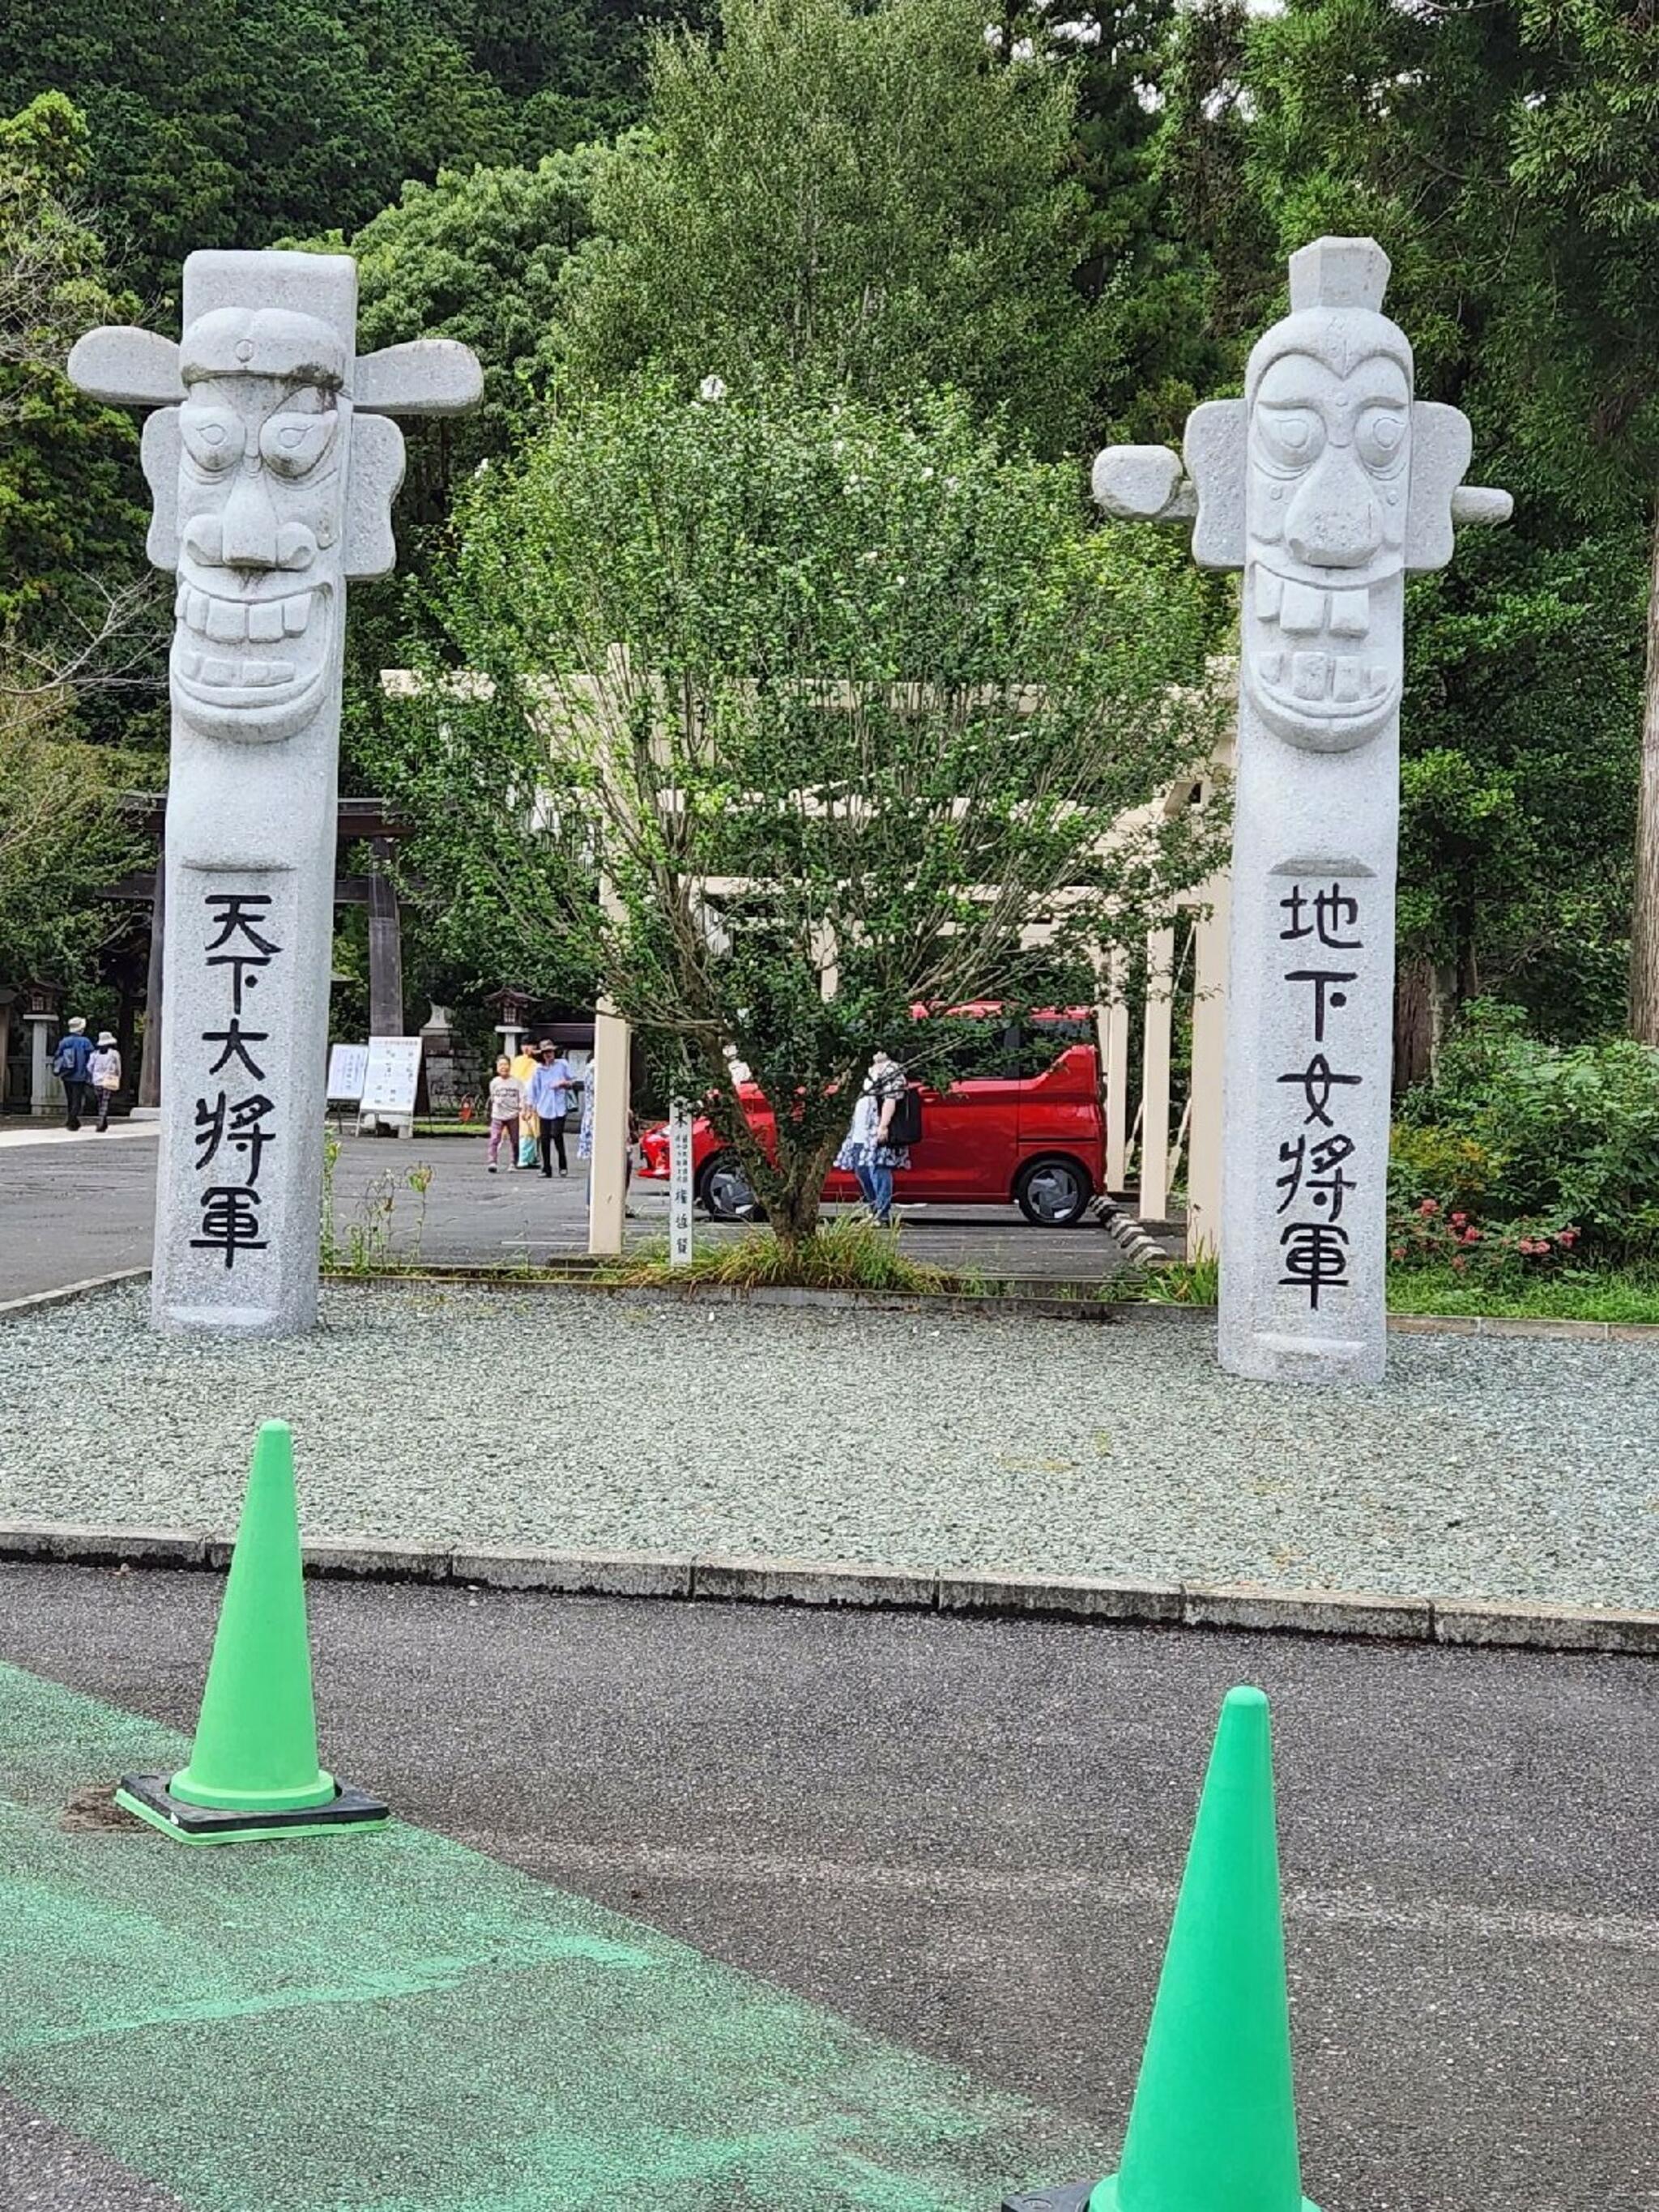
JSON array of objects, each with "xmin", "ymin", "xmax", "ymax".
[{"xmin": 2, "ymin": 0, "xmax": 1655, "ymax": 1093}]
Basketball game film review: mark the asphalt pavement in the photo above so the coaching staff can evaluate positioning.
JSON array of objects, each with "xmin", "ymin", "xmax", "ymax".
[
  {"xmin": 1, "ymin": 1566, "xmax": 1653, "ymax": 2212},
  {"xmin": 0, "ymin": 1127, "xmax": 1137, "ymax": 1302}
]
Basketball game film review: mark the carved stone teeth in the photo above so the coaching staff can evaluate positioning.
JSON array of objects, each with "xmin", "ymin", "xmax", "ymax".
[
  {"xmin": 187, "ymin": 590, "xmax": 210, "ymax": 632},
  {"xmin": 1367, "ymin": 664, "xmax": 1388, "ymax": 696},
  {"xmin": 1255, "ymin": 569, "xmax": 1283, "ymax": 620},
  {"xmin": 1259, "ymin": 650, "xmax": 1284, "ymax": 684},
  {"xmin": 174, "ymin": 584, "xmax": 188, "ymax": 620},
  {"xmin": 1291, "ymin": 650, "xmax": 1328, "ymax": 700},
  {"xmin": 240, "ymin": 660, "xmax": 291, "ymax": 686},
  {"xmin": 1280, "ymin": 582, "xmax": 1326, "ymax": 635},
  {"xmin": 181, "ymin": 652, "xmax": 201, "ymax": 680},
  {"xmin": 1333, "ymin": 656, "xmax": 1363, "ymax": 703},
  {"xmin": 205, "ymin": 598, "xmax": 245, "ymax": 643},
  {"xmin": 203, "ymin": 658, "xmax": 237, "ymax": 685},
  {"xmin": 248, "ymin": 601, "xmax": 285, "ymax": 643},
  {"xmin": 1328, "ymin": 588, "xmax": 1369, "ymax": 637},
  {"xmin": 282, "ymin": 591, "xmax": 311, "ymax": 636}
]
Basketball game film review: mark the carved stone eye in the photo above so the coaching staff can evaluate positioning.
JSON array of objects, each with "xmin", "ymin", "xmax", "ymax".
[
  {"xmin": 260, "ymin": 409, "xmax": 339, "ymax": 480},
  {"xmin": 1256, "ymin": 407, "xmax": 1324, "ymax": 471},
  {"xmin": 181, "ymin": 407, "xmax": 245, "ymax": 473},
  {"xmin": 1355, "ymin": 406, "xmax": 1408, "ymax": 471}
]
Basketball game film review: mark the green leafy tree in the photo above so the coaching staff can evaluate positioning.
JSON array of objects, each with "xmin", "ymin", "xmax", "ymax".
[
  {"xmin": 377, "ymin": 384, "xmax": 1225, "ymax": 1254},
  {"xmin": 991, "ymin": 0, "xmax": 1230, "ymax": 444},
  {"xmin": 561, "ymin": 0, "xmax": 1109, "ymax": 454},
  {"xmin": 300, "ymin": 147, "xmax": 610, "ymax": 531},
  {"xmin": 1502, "ymin": 0, "xmax": 1659, "ymax": 1037},
  {"xmin": 0, "ymin": 94, "xmax": 148, "ymax": 652},
  {"xmin": 0, "ymin": 717, "xmax": 140, "ymax": 985}
]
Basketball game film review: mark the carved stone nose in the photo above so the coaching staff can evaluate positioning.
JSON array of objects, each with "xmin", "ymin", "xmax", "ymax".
[
  {"xmin": 220, "ymin": 467, "xmax": 279, "ymax": 569},
  {"xmin": 181, "ymin": 514, "xmax": 224, "ymax": 565},
  {"xmin": 1284, "ymin": 450, "xmax": 1380, "ymax": 569}
]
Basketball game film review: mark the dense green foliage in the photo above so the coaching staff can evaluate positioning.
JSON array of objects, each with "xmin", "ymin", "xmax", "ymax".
[
  {"xmin": 0, "ymin": 0, "xmax": 700, "ymax": 313},
  {"xmin": 0, "ymin": 93, "xmax": 151, "ymax": 987},
  {"xmin": 0, "ymin": 94, "xmax": 146, "ymax": 655},
  {"xmin": 1392, "ymin": 1004, "xmax": 1659, "ymax": 1268}
]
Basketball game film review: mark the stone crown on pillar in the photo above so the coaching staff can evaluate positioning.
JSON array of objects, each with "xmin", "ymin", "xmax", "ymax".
[{"xmin": 1287, "ymin": 236, "xmax": 1390, "ymax": 314}]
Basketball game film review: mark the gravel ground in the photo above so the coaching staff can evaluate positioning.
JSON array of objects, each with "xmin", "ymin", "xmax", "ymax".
[{"xmin": 1, "ymin": 1282, "xmax": 1654, "ymax": 1609}]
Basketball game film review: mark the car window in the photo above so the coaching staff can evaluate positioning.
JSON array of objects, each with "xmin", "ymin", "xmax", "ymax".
[
  {"xmin": 916, "ymin": 1019, "xmax": 1013, "ymax": 1089},
  {"xmin": 1004, "ymin": 1018, "xmax": 1094, "ymax": 1080}
]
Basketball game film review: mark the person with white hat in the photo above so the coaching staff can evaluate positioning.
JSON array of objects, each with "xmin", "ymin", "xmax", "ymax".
[
  {"xmin": 50, "ymin": 1016, "xmax": 94, "ymax": 1130},
  {"xmin": 87, "ymin": 1032, "xmax": 122, "ymax": 1132}
]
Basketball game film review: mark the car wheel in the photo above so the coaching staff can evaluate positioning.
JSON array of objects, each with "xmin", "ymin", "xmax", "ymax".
[
  {"xmin": 700, "ymin": 1153, "xmax": 759, "ymax": 1222},
  {"xmin": 1013, "ymin": 1156, "xmax": 1093, "ymax": 1227}
]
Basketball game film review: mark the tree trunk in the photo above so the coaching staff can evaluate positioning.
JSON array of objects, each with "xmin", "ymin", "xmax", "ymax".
[
  {"xmin": 1628, "ymin": 491, "xmax": 1659, "ymax": 1041},
  {"xmin": 1392, "ymin": 955, "xmax": 1435, "ymax": 1097}
]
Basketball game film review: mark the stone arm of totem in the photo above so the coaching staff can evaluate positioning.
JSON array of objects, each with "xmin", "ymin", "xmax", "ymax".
[{"xmin": 1091, "ymin": 407, "xmax": 1512, "ymax": 574}]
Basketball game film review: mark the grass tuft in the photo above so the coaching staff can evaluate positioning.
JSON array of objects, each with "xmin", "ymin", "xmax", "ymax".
[{"xmin": 592, "ymin": 1215, "xmax": 961, "ymax": 1295}]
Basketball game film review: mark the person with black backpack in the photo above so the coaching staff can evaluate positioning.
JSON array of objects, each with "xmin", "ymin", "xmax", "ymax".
[{"xmin": 834, "ymin": 1047, "xmax": 915, "ymax": 1226}]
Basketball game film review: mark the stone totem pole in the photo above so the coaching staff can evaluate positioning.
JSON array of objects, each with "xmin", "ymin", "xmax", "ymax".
[
  {"xmin": 1094, "ymin": 239, "xmax": 1509, "ymax": 1383},
  {"xmin": 70, "ymin": 252, "xmax": 480, "ymax": 1333}
]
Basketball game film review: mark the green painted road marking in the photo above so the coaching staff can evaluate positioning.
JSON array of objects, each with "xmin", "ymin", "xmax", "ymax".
[{"xmin": 1, "ymin": 1662, "xmax": 1105, "ymax": 2210}]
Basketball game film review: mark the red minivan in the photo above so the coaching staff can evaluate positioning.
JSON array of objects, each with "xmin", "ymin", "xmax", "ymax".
[{"xmin": 638, "ymin": 1005, "xmax": 1106, "ymax": 1225}]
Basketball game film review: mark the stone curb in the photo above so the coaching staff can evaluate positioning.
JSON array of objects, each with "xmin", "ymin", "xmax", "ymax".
[
  {"xmin": 326, "ymin": 1269, "xmax": 1128, "ymax": 1323},
  {"xmin": 1, "ymin": 1524, "xmax": 1653, "ymax": 1655},
  {"xmin": 0, "ymin": 1268, "xmax": 151, "ymax": 1320},
  {"xmin": 9, "ymin": 1262, "xmax": 1653, "ymax": 1343}
]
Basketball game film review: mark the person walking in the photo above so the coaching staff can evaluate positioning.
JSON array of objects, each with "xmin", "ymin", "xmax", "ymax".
[
  {"xmin": 834, "ymin": 1047, "xmax": 911, "ymax": 1226},
  {"xmin": 485, "ymin": 1055, "xmax": 522, "ymax": 1173},
  {"xmin": 510, "ymin": 1039, "xmax": 539, "ymax": 1170},
  {"xmin": 51, "ymin": 1017, "xmax": 94, "ymax": 1131},
  {"xmin": 528, "ymin": 1041, "xmax": 574, "ymax": 1177},
  {"xmin": 87, "ymin": 1032, "xmax": 122, "ymax": 1132}
]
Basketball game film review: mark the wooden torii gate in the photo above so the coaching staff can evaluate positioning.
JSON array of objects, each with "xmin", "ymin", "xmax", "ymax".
[{"xmin": 98, "ymin": 795, "xmax": 415, "ymax": 1112}]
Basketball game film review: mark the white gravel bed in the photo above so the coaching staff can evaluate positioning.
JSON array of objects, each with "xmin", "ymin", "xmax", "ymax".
[{"xmin": 1, "ymin": 1282, "xmax": 1654, "ymax": 1610}]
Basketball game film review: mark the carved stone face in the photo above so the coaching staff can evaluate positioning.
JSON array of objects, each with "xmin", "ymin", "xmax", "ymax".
[
  {"xmin": 173, "ymin": 322, "xmax": 348, "ymax": 744},
  {"xmin": 1243, "ymin": 318, "xmax": 1412, "ymax": 752}
]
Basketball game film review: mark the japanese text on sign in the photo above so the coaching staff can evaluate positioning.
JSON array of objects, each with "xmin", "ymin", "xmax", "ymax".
[
  {"xmin": 1275, "ymin": 880, "xmax": 1363, "ymax": 1311},
  {"xmin": 190, "ymin": 892, "xmax": 279, "ymax": 1269},
  {"xmin": 668, "ymin": 1099, "xmax": 694, "ymax": 1268}
]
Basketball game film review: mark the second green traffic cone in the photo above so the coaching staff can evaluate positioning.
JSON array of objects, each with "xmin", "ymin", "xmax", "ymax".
[
  {"xmin": 116, "ymin": 1421, "xmax": 387, "ymax": 1842},
  {"xmin": 1090, "ymin": 1686, "xmax": 1318, "ymax": 2212}
]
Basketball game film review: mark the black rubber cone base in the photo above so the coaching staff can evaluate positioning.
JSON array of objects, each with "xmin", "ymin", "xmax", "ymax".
[
  {"xmin": 114, "ymin": 1771, "xmax": 390, "ymax": 1846},
  {"xmin": 1003, "ymin": 2184, "xmax": 1099, "ymax": 2212}
]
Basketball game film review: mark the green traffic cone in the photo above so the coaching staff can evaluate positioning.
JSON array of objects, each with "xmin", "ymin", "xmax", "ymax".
[
  {"xmin": 115, "ymin": 1421, "xmax": 387, "ymax": 1844},
  {"xmin": 1090, "ymin": 1686, "xmax": 1318, "ymax": 2212},
  {"xmin": 170, "ymin": 1420, "xmax": 335, "ymax": 1813}
]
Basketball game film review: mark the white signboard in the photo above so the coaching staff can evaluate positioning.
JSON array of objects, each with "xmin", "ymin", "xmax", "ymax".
[
  {"xmin": 326, "ymin": 1042, "xmax": 369, "ymax": 1102},
  {"xmin": 357, "ymin": 1036, "xmax": 422, "ymax": 1119},
  {"xmin": 668, "ymin": 1098, "xmax": 694, "ymax": 1268}
]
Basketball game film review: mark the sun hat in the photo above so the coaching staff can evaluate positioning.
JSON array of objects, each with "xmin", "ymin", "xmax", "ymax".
[{"xmin": 97, "ymin": 1031, "xmax": 117, "ymax": 1046}]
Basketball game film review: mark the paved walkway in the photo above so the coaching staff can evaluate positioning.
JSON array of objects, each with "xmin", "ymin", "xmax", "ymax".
[
  {"xmin": 0, "ymin": 1127, "xmax": 1134, "ymax": 1303},
  {"xmin": 1, "ymin": 1569, "xmax": 1652, "ymax": 2212},
  {"xmin": 0, "ymin": 1122, "xmax": 159, "ymax": 1151}
]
